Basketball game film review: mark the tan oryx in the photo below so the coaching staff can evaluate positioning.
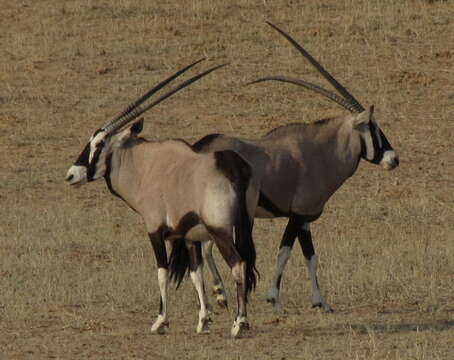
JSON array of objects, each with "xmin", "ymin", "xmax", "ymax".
[
  {"xmin": 65, "ymin": 59, "xmax": 258, "ymax": 338},
  {"xmin": 193, "ymin": 23, "xmax": 399, "ymax": 312}
]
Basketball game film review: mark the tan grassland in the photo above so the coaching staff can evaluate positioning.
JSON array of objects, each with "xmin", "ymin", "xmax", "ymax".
[{"xmin": 1, "ymin": 0, "xmax": 453, "ymax": 358}]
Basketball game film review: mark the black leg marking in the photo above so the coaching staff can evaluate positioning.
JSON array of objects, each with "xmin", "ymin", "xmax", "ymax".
[
  {"xmin": 295, "ymin": 221, "xmax": 333, "ymax": 312},
  {"xmin": 188, "ymin": 242, "xmax": 202, "ymax": 272},
  {"xmin": 297, "ymin": 225, "xmax": 315, "ymax": 260},
  {"xmin": 207, "ymin": 227, "xmax": 248, "ymax": 320},
  {"xmin": 273, "ymin": 216, "xmax": 304, "ymax": 290},
  {"xmin": 149, "ymin": 229, "xmax": 168, "ymax": 269},
  {"xmin": 150, "ymin": 230, "xmax": 167, "ymax": 318},
  {"xmin": 267, "ymin": 216, "xmax": 303, "ymax": 306},
  {"xmin": 281, "ymin": 216, "xmax": 303, "ymax": 248}
]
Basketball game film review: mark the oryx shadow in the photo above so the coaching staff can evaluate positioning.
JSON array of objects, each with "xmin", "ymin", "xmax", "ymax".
[{"xmin": 349, "ymin": 319, "xmax": 454, "ymax": 334}]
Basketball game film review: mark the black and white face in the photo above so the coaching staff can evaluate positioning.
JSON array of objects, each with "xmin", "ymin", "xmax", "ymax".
[
  {"xmin": 354, "ymin": 107, "xmax": 399, "ymax": 170},
  {"xmin": 65, "ymin": 129, "xmax": 111, "ymax": 186},
  {"xmin": 65, "ymin": 119, "xmax": 144, "ymax": 186}
]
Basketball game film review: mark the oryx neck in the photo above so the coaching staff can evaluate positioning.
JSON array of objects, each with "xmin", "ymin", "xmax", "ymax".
[{"xmin": 103, "ymin": 139, "xmax": 146, "ymax": 207}]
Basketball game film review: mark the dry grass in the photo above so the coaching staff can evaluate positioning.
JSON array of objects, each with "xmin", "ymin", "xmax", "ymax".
[{"xmin": 1, "ymin": 0, "xmax": 453, "ymax": 358}]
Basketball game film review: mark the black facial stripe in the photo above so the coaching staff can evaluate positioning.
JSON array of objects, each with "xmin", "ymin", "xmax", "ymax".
[
  {"xmin": 87, "ymin": 144, "xmax": 103, "ymax": 181},
  {"xmin": 379, "ymin": 129, "xmax": 393, "ymax": 152},
  {"xmin": 362, "ymin": 122, "xmax": 394, "ymax": 164},
  {"xmin": 74, "ymin": 143, "xmax": 90, "ymax": 166},
  {"xmin": 73, "ymin": 128, "xmax": 104, "ymax": 167},
  {"xmin": 368, "ymin": 122, "xmax": 381, "ymax": 163}
]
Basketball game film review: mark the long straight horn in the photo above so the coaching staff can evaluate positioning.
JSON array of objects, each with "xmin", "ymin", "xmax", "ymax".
[
  {"xmin": 102, "ymin": 58, "xmax": 206, "ymax": 133},
  {"xmin": 248, "ymin": 76, "xmax": 359, "ymax": 113},
  {"xmin": 266, "ymin": 21, "xmax": 365, "ymax": 113},
  {"xmin": 108, "ymin": 63, "xmax": 228, "ymax": 133}
]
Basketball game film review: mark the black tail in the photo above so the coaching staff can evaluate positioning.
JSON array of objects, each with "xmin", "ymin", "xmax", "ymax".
[
  {"xmin": 168, "ymin": 237, "xmax": 190, "ymax": 289},
  {"xmin": 214, "ymin": 150, "xmax": 258, "ymax": 297}
]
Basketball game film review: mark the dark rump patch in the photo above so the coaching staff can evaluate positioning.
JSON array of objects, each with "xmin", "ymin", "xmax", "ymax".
[
  {"xmin": 192, "ymin": 133, "xmax": 221, "ymax": 152},
  {"xmin": 214, "ymin": 150, "xmax": 251, "ymax": 188},
  {"xmin": 213, "ymin": 150, "xmax": 257, "ymax": 294}
]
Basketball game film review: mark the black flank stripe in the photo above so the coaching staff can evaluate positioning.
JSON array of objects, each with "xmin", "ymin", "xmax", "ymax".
[{"xmin": 258, "ymin": 192, "xmax": 290, "ymax": 217}]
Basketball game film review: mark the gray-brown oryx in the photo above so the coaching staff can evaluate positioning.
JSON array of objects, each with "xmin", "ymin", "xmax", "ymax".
[
  {"xmin": 193, "ymin": 22, "xmax": 399, "ymax": 312},
  {"xmin": 65, "ymin": 59, "xmax": 259, "ymax": 338}
]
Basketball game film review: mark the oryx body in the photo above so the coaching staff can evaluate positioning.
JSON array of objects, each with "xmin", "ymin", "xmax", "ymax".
[
  {"xmin": 194, "ymin": 23, "xmax": 399, "ymax": 312},
  {"xmin": 66, "ymin": 61, "xmax": 258, "ymax": 337}
]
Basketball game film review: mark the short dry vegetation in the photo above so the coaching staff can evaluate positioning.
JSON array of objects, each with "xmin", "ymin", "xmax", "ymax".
[{"xmin": 1, "ymin": 0, "xmax": 453, "ymax": 359}]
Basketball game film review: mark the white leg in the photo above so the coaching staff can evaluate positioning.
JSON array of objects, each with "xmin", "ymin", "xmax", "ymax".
[
  {"xmin": 230, "ymin": 261, "xmax": 249, "ymax": 338},
  {"xmin": 267, "ymin": 246, "xmax": 292, "ymax": 312},
  {"xmin": 189, "ymin": 264, "xmax": 212, "ymax": 334},
  {"xmin": 297, "ymin": 222, "xmax": 333, "ymax": 313},
  {"xmin": 305, "ymin": 254, "xmax": 332, "ymax": 312},
  {"xmin": 202, "ymin": 241, "xmax": 228, "ymax": 308},
  {"xmin": 151, "ymin": 267, "xmax": 170, "ymax": 334}
]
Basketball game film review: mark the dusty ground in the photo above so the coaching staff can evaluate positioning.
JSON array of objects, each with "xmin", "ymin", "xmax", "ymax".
[{"xmin": 1, "ymin": 0, "xmax": 453, "ymax": 359}]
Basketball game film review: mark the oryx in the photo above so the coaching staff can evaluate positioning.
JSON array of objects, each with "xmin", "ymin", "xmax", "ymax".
[
  {"xmin": 193, "ymin": 22, "xmax": 399, "ymax": 312},
  {"xmin": 65, "ymin": 59, "xmax": 258, "ymax": 337}
]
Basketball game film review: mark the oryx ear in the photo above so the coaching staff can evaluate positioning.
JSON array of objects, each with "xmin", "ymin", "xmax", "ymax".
[
  {"xmin": 352, "ymin": 106, "xmax": 374, "ymax": 129},
  {"xmin": 131, "ymin": 118, "xmax": 144, "ymax": 134},
  {"xmin": 113, "ymin": 118, "xmax": 143, "ymax": 145}
]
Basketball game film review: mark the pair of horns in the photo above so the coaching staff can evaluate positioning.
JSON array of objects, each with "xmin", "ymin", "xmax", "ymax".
[
  {"xmin": 101, "ymin": 22, "xmax": 361, "ymax": 133},
  {"xmin": 102, "ymin": 59, "xmax": 227, "ymax": 134},
  {"xmin": 249, "ymin": 22, "xmax": 365, "ymax": 114}
]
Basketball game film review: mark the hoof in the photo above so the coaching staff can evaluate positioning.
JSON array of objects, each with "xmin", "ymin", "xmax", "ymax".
[
  {"xmin": 312, "ymin": 302, "xmax": 334, "ymax": 313},
  {"xmin": 266, "ymin": 297, "xmax": 284, "ymax": 313},
  {"xmin": 197, "ymin": 317, "xmax": 212, "ymax": 334},
  {"xmin": 151, "ymin": 320, "xmax": 169, "ymax": 335},
  {"xmin": 213, "ymin": 287, "xmax": 228, "ymax": 309},
  {"xmin": 216, "ymin": 297, "xmax": 228, "ymax": 309},
  {"xmin": 231, "ymin": 319, "xmax": 250, "ymax": 338}
]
